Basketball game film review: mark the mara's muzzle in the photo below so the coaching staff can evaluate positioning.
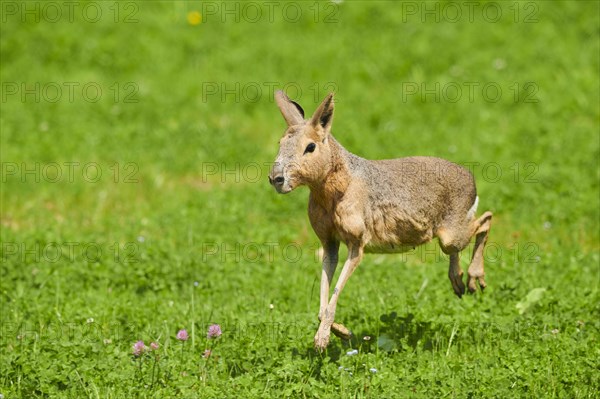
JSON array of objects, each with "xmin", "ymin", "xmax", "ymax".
[{"xmin": 268, "ymin": 164, "xmax": 291, "ymax": 194}]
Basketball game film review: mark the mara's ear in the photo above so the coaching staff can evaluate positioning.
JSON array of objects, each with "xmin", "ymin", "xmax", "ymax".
[
  {"xmin": 310, "ymin": 93, "xmax": 334, "ymax": 135},
  {"xmin": 275, "ymin": 90, "xmax": 305, "ymax": 126}
]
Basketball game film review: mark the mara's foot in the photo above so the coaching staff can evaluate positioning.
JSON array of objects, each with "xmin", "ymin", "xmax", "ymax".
[
  {"xmin": 467, "ymin": 267, "xmax": 487, "ymax": 293},
  {"xmin": 449, "ymin": 269, "xmax": 466, "ymax": 298},
  {"xmin": 314, "ymin": 327, "xmax": 331, "ymax": 352},
  {"xmin": 331, "ymin": 322, "xmax": 353, "ymax": 340}
]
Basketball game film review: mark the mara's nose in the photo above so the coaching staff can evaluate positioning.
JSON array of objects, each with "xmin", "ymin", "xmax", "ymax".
[{"xmin": 269, "ymin": 174, "xmax": 284, "ymax": 186}]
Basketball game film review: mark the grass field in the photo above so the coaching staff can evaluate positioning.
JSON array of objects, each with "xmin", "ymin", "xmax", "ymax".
[{"xmin": 1, "ymin": 1, "xmax": 599, "ymax": 397}]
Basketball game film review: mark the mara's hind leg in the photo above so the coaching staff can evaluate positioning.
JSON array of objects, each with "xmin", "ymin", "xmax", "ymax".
[{"xmin": 467, "ymin": 211, "xmax": 493, "ymax": 293}]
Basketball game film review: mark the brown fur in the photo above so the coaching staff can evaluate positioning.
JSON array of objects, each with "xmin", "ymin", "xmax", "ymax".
[{"xmin": 269, "ymin": 91, "xmax": 493, "ymax": 350}]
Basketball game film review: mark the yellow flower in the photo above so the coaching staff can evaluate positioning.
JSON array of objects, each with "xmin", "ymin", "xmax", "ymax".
[{"xmin": 187, "ymin": 11, "xmax": 202, "ymax": 26}]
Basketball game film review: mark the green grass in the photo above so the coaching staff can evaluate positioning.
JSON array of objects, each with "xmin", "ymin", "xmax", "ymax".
[{"xmin": 1, "ymin": 1, "xmax": 599, "ymax": 397}]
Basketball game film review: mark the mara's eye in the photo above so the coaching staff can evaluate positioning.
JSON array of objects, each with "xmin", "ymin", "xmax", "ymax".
[{"xmin": 304, "ymin": 143, "xmax": 316, "ymax": 154}]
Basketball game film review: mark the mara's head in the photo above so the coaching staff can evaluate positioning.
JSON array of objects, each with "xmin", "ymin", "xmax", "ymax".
[{"xmin": 269, "ymin": 91, "xmax": 335, "ymax": 194}]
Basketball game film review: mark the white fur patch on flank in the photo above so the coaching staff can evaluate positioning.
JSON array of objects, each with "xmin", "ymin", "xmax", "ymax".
[{"xmin": 466, "ymin": 196, "xmax": 479, "ymax": 220}]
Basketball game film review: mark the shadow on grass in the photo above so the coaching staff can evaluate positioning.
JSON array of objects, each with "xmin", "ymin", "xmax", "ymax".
[
  {"xmin": 296, "ymin": 311, "xmax": 445, "ymax": 364},
  {"xmin": 224, "ymin": 311, "xmax": 515, "ymax": 379},
  {"xmin": 291, "ymin": 312, "xmax": 435, "ymax": 362},
  {"xmin": 372, "ymin": 311, "xmax": 435, "ymax": 352}
]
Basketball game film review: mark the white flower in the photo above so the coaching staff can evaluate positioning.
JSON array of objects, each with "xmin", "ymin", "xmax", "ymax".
[
  {"xmin": 346, "ymin": 349, "xmax": 358, "ymax": 356},
  {"xmin": 370, "ymin": 368, "xmax": 378, "ymax": 373}
]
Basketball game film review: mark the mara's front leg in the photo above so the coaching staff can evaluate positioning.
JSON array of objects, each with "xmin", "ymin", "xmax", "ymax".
[
  {"xmin": 317, "ymin": 241, "xmax": 353, "ymax": 340},
  {"xmin": 315, "ymin": 243, "xmax": 363, "ymax": 351},
  {"xmin": 318, "ymin": 240, "xmax": 339, "ymax": 321}
]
